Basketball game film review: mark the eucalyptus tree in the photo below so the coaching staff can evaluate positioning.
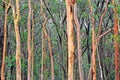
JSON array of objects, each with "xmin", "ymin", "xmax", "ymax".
[
  {"xmin": 112, "ymin": 0, "xmax": 120, "ymax": 80},
  {"xmin": 66, "ymin": 0, "xmax": 75, "ymax": 80},
  {"xmin": 11, "ymin": 0, "xmax": 21, "ymax": 79}
]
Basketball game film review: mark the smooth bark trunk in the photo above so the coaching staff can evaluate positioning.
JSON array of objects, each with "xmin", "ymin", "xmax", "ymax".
[
  {"xmin": 74, "ymin": 3, "xmax": 84, "ymax": 80},
  {"xmin": 12, "ymin": 0, "xmax": 21, "ymax": 79},
  {"xmin": 27, "ymin": 0, "xmax": 32, "ymax": 80},
  {"xmin": 88, "ymin": 0, "xmax": 96, "ymax": 79},
  {"xmin": 1, "ymin": 5, "xmax": 8, "ymax": 80}
]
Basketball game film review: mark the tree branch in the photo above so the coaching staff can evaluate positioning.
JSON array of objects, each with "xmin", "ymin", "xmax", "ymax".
[
  {"xmin": 43, "ymin": 1, "xmax": 62, "ymax": 44},
  {"xmin": 99, "ymin": 28, "xmax": 113, "ymax": 39}
]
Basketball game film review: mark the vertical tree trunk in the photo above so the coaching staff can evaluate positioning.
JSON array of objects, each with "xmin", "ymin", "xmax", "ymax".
[
  {"xmin": 1, "ymin": 10, "xmax": 7, "ymax": 80},
  {"xmin": 41, "ymin": 26, "xmax": 46, "ymax": 80},
  {"xmin": 40, "ymin": 1, "xmax": 46, "ymax": 80},
  {"xmin": 1, "ymin": 1, "xmax": 11, "ymax": 80},
  {"xmin": 47, "ymin": 34, "xmax": 54, "ymax": 80},
  {"xmin": 12, "ymin": 0, "xmax": 21, "ymax": 79},
  {"xmin": 43, "ymin": 18, "xmax": 55, "ymax": 80},
  {"xmin": 87, "ymin": 1, "xmax": 109, "ymax": 79},
  {"xmin": 41, "ymin": 1, "xmax": 54, "ymax": 80},
  {"xmin": 112, "ymin": 0, "xmax": 120, "ymax": 80},
  {"xmin": 15, "ymin": 1, "xmax": 21, "ymax": 80},
  {"xmin": 88, "ymin": 0, "xmax": 96, "ymax": 80},
  {"xmin": 31, "ymin": 6, "xmax": 35, "ymax": 80},
  {"xmin": 14, "ymin": 12, "xmax": 21, "ymax": 80},
  {"xmin": 1, "ymin": 2, "xmax": 8, "ymax": 80},
  {"xmin": 27, "ymin": 0, "xmax": 32, "ymax": 80},
  {"xmin": 41, "ymin": 0, "xmax": 45, "ymax": 80},
  {"xmin": 43, "ymin": 17, "xmax": 55, "ymax": 80},
  {"xmin": 74, "ymin": 3, "xmax": 84, "ymax": 80},
  {"xmin": 66, "ymin": 0, "xmax": 75, "ymax": 80}
]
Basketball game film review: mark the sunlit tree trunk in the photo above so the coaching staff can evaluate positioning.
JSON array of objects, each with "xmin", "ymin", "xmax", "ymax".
[
  {"xmin": 112, "ymin": 0, "xmax": 120, "ymax": 80},
  {"xmin": 27, "ymin": 0, "xmax": 32, "ymax": 80},
  {"xmin": 88, "ymin": 0, "xmax": 96, "ymax": 80},
  {"xmin": 1, "ymin": 0, "xmax": 11, "ymax": 79},
  {"xmin": 12, "ymin": 0, "xmax": 21, "ymax": 79},
  {"xmin": 66, "ymin": 0, "xmax": 75, "ymax": 80},
  {"xmin": 74, "ymin": 3, "xmax": 84, "ymax": 80}
]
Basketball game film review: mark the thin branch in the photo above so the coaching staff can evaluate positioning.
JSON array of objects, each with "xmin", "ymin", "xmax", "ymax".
[
  {"xmin": 43, "ymin": 1, "xmax": 62, "ymax": 44},
  {"xmin": 99, "ymin": 28, "xmax": 113, "ymax": 39},
  {"xmin": 97, "ymin": 0, "xmax": 109, "ymax": 37}
]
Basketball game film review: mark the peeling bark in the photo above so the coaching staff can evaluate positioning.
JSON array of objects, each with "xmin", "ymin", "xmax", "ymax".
[{"xmin": 66, "ymin": 0, "xmax": 75, "ymax": 80}]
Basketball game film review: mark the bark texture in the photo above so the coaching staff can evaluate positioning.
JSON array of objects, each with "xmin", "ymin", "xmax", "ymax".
[
  {"xmin": 66, "ymin": 0, "xmax": 75, "ymax": 80},
  {"xmin": 112, "ymin": 0, "xmax": 120, "ymax": 80},
  {"xmin": 12, "ymin": 0, "xmax": 21, "ymax": 79}
]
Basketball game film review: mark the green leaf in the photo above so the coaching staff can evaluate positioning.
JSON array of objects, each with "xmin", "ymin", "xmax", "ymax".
[{"xmin": 108, "ymin": 4, "xmax": 114, "ymax": 8}]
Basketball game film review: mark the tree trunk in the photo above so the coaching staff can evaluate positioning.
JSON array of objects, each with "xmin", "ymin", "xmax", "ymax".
[
  {"xmin": 1, "ymin": 4, "xmax": 8, "ymax": 80},
  {"xmin": 14, "ymin": 13, "xmax": 21, "ymax": 80},
  {"xmin": 66, "ymin": 0, "xmax": 75, "ymax": 80},
  {"xmin": 74, "ymin": 3, "xmax": 84, "ymax": 80},
  {"xmin": 41, "ymin": 27, "xmax": 46, "ymax": 80},
  {"xmin": 27, "ymin": 0, "xmax": 32, "ymax": 80},
  {"xmin": 12, "ymin": 0, "xmax": 21, "ymax": 79},
  {"xmin": 40, "ymin": 1, "xmax": 46, "ymax": 80},
  {"xmin": 112, "ymin": 0, "xmax": 120, "ymax": 80},
  {"xmin": 1, "ymin": 1, "xmax": 11, "ymax": 79},
  {"xmin": 41, "ymin": 1, "xmax": 55, "ymax": 80},
  {"xmin": 88, "ymin": 0, "xmax": 96, "ymax": 80},
  {"xmin": 31, "ymin": 6, "xmax": 35, "ymax": 80},
  {"xmin": 43, "ymin": 18, "xmax": 54, "ymax": 80},
  {"xmin": 43, "ymin": 19, "xmax": 55, "ymax": 80}
]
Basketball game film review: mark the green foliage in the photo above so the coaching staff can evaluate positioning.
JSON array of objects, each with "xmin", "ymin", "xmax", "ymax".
[
  {"xmin": 20, "ymin": 2, "xmax": 28, "ymax": 11},
  {"xmin": 0, "ymin": 0, "xmax": 4, "ymax": 16},
  {"xmin": 103, "ymin": 57, "xmax": 111, "ymax": 64},
  {"xmin": 117, "ymin": 5, "xmax": 120, "ymax": 16},
  {"xmin": 109, "ymin": 70, "xmax": 115, "ymax": 80},
  {"xmin": 20, "ymin": 13, "xmax": 28, "ymax": 27},
  {"xmin": 81, "ymin": 12, "xmax": 88, "ymax": 18},
  {"xmin": 44, "ymin": 70, "xmax": 50, "ymax": 79},
  {"xmin": 21, "ymin": 30, "xmax": 28, "ymax": 43},
  {"xmin": 115, "ymin": 0, "xmax": 119, "ymax": 3},
  {"xmin": 114, "ymin": 35, "xmax": 120, "ymax": 44},
  {"xmin": 108, "ymin": 4, "xmax": 114, "ymax": 8},
  {"xmin": 0, "ymin": 0, "xmax": 118, "ymax": 79},
  {"xmin": 33, "ymin": 64, "xmax": 40, "ymax": 80},
  {"xmin": 21, "ymin": 58, "xmax": 27, "ymax": 71},
  {"xmin": 5, "ymin": 55, "xmax": 16, "ymax": 67}
]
